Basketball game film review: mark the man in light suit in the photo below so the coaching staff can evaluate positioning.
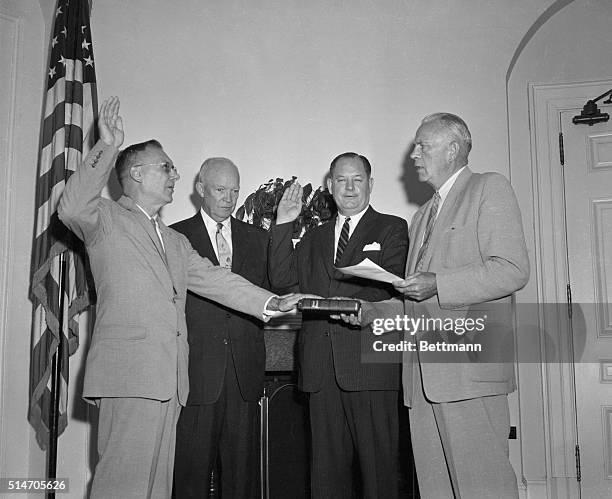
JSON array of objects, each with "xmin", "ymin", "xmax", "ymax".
[
  {"xmin": 269, "ymin": 153, "xmax": 408, "ymax": 499},
  {"xmin": 58, "ymin": 97, "xmax": 299, "ymax": 499},
  {"xmin": 345, "ymin": 113, "xmax": 529, "ymax": 498},
  {"xmin": 172, "ymin": 158, "xmax": 269, "ymax": 498}
]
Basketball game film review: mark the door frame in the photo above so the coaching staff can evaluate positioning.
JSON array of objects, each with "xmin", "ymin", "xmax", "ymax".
[{"xmin": 520, "ymin": 79, "xmax": 612, "ymax": 498}]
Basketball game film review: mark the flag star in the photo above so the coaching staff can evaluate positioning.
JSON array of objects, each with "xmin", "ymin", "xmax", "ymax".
[
  {"xmin": 59, "ymin": 55, "xmax": 66, "ymax": 66},
  {"xmin": 51, "ymin": 36, "xmax": 58, "ymax": 48},
  {"xmin": 61, "ymin": 27, "xmax": 67, "ymax": 37},
  {"xmin": 84, "ymin": 56, "xmax": 94, "ymax": 67},
  {"xmin": 56, "ymin": 6, "xmax": 62, "ymax": 16},
  {"xmin": 81, "ymin": 25, "xmax": 87, "ymax": 34},
  {"xmin": 49, "ymin": 66, "xmax": 56, "ymax": 78},
  {"xmin": 81, "ymin": 39, "xmax": 91, "ymax": 51}
]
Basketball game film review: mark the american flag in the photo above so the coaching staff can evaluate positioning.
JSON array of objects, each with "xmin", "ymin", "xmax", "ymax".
[{"xmin": 29, "ymin": 0, "xmax": 97, "ymax": 450}]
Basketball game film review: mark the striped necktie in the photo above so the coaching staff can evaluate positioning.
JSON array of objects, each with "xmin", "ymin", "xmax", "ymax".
[
  {"xmin": 216, "ymin": 222, "xmax": 232, "ymax": 269},
  {"xmin": 415, "ymin": 192, "xmax": 441, "ymax": 272},
  {"xmin": 334, "ymin": 217, "xmax": 351, "ymax": 266}
]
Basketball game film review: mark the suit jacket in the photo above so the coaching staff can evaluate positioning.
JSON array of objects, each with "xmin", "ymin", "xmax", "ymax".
[
  {"xmin": 170, "ymin": 214, "xmax": 270, "ymax": 404},
  {"xmin": 58, "ymin": 141, "xmax": 274, "ymax": 405},
  {"xmin": 269, "ymin": 206, "xmax": 408, "ymax": 392},
  {"xmin": 365, "ymin": 167, "xmax": 529, "ymax": 404}
]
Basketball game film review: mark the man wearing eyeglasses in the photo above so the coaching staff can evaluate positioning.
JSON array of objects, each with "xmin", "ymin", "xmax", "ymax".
[{"xmin": 58, "ymin": 97, "xmax": 300, "ymax": 499}]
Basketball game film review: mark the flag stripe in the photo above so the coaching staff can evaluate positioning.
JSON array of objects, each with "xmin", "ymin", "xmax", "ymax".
[
  {"xmin": 35, "ymin": 156, "xmax": 66, "ymax": 208},
  {"xmin": 29, "ymin": 0, "xmax": 96, "ymax": 450}
]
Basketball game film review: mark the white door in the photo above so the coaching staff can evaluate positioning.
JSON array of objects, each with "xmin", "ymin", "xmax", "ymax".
[{"xmin": 561, "ymin": 104, "xmax": 612, "ymax": 499}]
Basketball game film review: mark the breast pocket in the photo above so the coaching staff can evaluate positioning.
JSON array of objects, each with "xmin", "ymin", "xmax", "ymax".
[
  {"xmin": 96, "ymin": 325, "xmax": 147, "ymax": 341},
  {"xmin": 361, "ymin": 249, "xmax": 382, "ymax": 265},
  {"xmin": 441, "ymin": 225, "xmax": 479, "ymax": 268}
]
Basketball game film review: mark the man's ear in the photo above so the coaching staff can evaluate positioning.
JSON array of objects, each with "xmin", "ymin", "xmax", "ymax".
[
  {"xmin": 195, "ymin": 181, "xmax": 205, "ymax": 198},
  {"xmin": 326, "ymin": 177, "xmax": 332, "ymax": 192},
  {"xmin": 368, "ymin": 176, "xmax": 374, "ymax": 192},
  {"xmin": 447, "ymin": 141, "xmax": 460, "ymax": 163},
  {"xmin": 129, "ymin": 165, "xmax": 143, "ymax": 183}
]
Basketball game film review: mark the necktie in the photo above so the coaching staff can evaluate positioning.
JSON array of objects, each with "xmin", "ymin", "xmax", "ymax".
[
  {"xmin": 150, "ymin": 217, "xmax": 166, "ymax": 259},
  {"xmin": 334, "ymin": 217, "xmax": 351, "ymax": 266},
  {"xmin": 216, "ymin": 222, "xmax": 232, "ymax": 269},
  {"xmin": 415, "ymin": 192, "xmax": 441, "ymax": 272}
]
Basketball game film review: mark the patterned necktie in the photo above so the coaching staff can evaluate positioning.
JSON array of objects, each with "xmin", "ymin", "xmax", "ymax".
[
  {"xmin": 334, "ymin": 217, "xmax": 351, "ymax": 266},
  {"xmin": 216, "ymin": 222, "xmax": 232, "ymax": 269},
  {"xmin": 415, "ymin": 192, "xmax": 441, "ymax": 272},
  {"xmin": 150, "ymin": 217, "xmax": 166, "ymax": 259}
]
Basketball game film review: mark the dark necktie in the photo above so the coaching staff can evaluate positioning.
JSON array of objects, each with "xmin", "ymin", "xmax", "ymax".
[
  {"xmin": 216, "ymin": 222, "xmax": 232, "ymax": 269},
  {"xmin": 415, "ymin": 192, "xmax": 441, "ymax": 272},
  {"xmin": 150, "ymin": 217, "xmax": 166, "ymax": 261},
  {"xmin": 334, "ymin": 217, "xmax": 351, "ymax": 266}
]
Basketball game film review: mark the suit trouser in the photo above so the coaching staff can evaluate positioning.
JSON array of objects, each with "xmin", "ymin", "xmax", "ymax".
[
  {"xmin": 408, "ymin": 363, "xmax": 518, "ymax": 499},
  {"xmin": 309, "ymin": 349, "xmax": 399, "ymax": 499},
  {"xmin": 90, "ymin": 395, "xmax": 181, "ymax": 499},
  {"xmin": 173, "ymin": 353, "xmax": 259, "ymax": 499}
]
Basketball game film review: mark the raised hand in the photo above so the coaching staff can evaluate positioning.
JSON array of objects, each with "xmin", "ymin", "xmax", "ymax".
[
  {"xmin": 276, "ymin": 181, "xmax": 303, "ymax": 225},
  {"xmin": 98, "ymin": 96, "xmax": 124, "ymax": 148}
]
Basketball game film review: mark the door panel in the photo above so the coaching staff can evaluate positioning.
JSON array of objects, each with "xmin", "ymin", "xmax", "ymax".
[{"xmin": 561, "ymin": 106, "xmax": 612, "ymax": 498}]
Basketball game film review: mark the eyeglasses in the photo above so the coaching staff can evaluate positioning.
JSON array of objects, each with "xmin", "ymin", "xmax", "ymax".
[{"xmin": 133, "ymin": 162, "xmax": 178, "ymax": 175}]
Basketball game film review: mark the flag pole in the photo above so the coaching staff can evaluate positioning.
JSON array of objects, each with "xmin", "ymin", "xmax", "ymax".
[{"xmin": 47, "ymin": 252, "xmax": 67, "ymax": 498}]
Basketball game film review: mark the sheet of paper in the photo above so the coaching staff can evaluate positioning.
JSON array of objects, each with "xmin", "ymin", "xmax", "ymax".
[{"xmin": 336, "ymin": 258, "xmax": 402, "ymax": 284}]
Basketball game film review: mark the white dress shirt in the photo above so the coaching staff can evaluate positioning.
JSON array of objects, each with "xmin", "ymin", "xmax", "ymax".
[
  {"xmin": 334, "ymin": 205, "xmax": 369, "ymax": 260},
  {"xmin": 200, "ymin": 208, "xmax": 232, "ymax": 261}
]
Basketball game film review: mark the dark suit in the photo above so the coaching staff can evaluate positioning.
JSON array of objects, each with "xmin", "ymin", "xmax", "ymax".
[
  {"xmin": 269, "ymin": 206, "xmax": 408, "ymax": 499},
  {"xmin": 172, "ymin": 213, "xmax": 270, "ymax": 499}
]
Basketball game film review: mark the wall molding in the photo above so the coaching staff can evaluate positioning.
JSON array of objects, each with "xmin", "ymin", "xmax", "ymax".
[
  {"xmin": 0, "ymin": 8, "xmax": 22, "ymax": 477},
  {"xmin": 525, "ymin": 79, "xmax": 612, "ymax": 498}
]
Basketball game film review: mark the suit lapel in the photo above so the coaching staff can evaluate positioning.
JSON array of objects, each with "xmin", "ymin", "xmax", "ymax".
[
  {"xmin": 230, "ymin": 218, "xmax": 246, "ymax": 274},
  {"xmin": 407, "ymin": 205, "xmax": 429, "ymax": 274},
  {"xmin": 317, "ymin": 219, "xmax": 336, "ymax": 281},
  {"xmin": 335, "ymin": 206, "xmax": 376, "ymax": 267},
  {"xmin": 187, "ymin": 213, "xmax": 219, "ymax": 266},
  {"xmin": 413, "ymin": 167, "xmax": 473, "ymax": 273},
  {"xmin": 118, "ymin": 196, "xmax": 166, "ymax": 261},
  {"xmin": 117, "ymin": 196, "xmax": 174, "ymax": 290},
  {"xmin": 158, "ymin": 220, "xmax": 180, "ymax": 291}
]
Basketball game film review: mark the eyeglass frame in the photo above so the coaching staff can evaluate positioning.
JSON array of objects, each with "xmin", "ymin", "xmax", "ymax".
[{"xmin": 131, "ymin": 162, "xmax": 178, "ymax": 176}]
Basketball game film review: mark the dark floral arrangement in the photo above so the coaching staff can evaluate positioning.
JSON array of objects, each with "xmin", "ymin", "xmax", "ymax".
[{"xmin": 236, "ymin": 177, "xmax": 337, "ymax": 238}]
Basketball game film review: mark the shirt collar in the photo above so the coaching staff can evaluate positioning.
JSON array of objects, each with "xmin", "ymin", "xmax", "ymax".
[
  {"xmin": 336, "ymin": 204, "xmax": 369, "ymax": 228},
  {"xmin": 437, "ymin": 166, "xmax": 466, "ymax": 205},
  {"xmin": 135, "ymin": 203, "xmax": 157, "ymax": 222},
  {"xmin": 200, "ymin": 207, "xmax": 231, "ymax": 231}
]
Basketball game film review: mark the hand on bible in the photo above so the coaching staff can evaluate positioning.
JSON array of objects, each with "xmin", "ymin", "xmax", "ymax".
[{"xmin": 267, "ymin": 293, "xmax": 322, "ymax": 314}]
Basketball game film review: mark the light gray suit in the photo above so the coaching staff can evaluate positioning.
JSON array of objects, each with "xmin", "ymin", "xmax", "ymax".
[
  {"xmin": 58, "ymin": 140, "xmax": 274, "ymax": 498},
  {"xmin": 365, "ymin": 167, "xmax": 529, "ymax": 498}
]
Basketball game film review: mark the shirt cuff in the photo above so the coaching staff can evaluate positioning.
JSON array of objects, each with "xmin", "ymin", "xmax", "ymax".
[{"xmin": 262, "ymin": 295, "xmax": 279, "ymax": 322}]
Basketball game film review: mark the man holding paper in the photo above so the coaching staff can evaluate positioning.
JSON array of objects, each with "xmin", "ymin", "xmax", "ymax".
[
  {"xmin": 344, "ymin": 113, "xmax": 529, "ymax": 498},
  {"xmin": 268, "ymin": 152, "xmax": 408, "ymax": 499}
]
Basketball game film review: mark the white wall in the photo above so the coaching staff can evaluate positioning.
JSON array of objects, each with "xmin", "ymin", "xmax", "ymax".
[
  {"xmin": 0, "ymin": 0, "xmax": 47, "ymax": 487},
  {"xmin": 90, "ymin": 0, "xmax": 553, "ymax": 226}
]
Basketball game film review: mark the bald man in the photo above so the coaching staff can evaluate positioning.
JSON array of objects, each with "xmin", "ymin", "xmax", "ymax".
[{"xmin": 172, "ymin": 158, "xmax": 270, "ymax": 499}]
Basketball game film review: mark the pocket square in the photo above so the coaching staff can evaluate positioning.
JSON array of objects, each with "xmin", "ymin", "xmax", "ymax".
[{"xmin": 363, "ymin": 242, "xmax": 381, "ymax": 251}]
